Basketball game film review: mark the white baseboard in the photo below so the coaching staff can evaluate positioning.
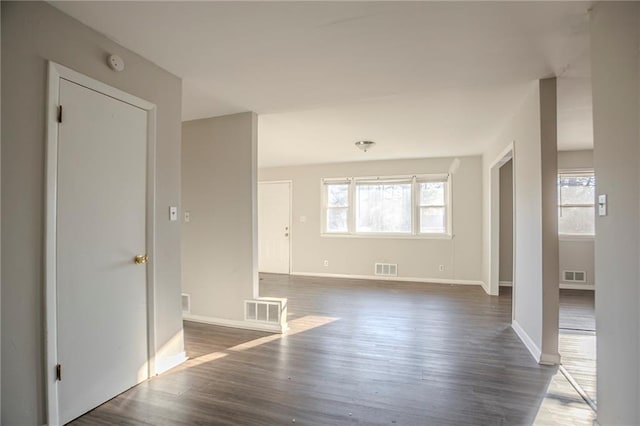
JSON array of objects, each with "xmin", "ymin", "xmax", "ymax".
[
  {"xmin": 539, "ymin": 352, "xmax": 562, "ymax": 366},
  {"xmin": 155, "ymin": 351, "xmax": 187, "ymax": 375},
  {"xmin": 560, "ymin": 283, "xmax": 594, "ymax": 290},
  {"xmin": 511, "ymin": 320, "xmax": 560, "ymax": 365},
  {"xmin": 500, "ymin": 281, "xmax": 594, "ymax": 291},
  {"xmin": 184, "ymin": 313, "xmax": 285, "ymax": 334},
  {"xmin": 290, "ymin": 271, "xmax": 484, "ymax": 287},
  {"xmin": 512, "ymin": 320, "xmax": 542, "ymax": 362}
]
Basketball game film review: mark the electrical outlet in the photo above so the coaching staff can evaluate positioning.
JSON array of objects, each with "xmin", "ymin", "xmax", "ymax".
[
  {"xmin": 323, "ymin": 260, "xmax": 329, "ymax": 267},
  {"xmin": 169, "ymin": 206, "xmax": 178, "ymax": 221},
  {"xmin": 439, "ymin": 265, "xmax": 445, "ymax": 272}
]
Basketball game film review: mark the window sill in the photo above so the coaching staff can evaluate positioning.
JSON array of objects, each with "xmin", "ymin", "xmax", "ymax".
[
  {"xmin": 559, "ymin": 234, "xmax": 595, "ymax": 242},
  {"xmin": 321, "ymin": 233, "xmax": 453, "ymax": 240}
]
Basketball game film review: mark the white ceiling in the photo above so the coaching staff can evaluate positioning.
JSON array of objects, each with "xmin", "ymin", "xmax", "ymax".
[{"xmin": 52, "ymin": 1, "xmax": 594, "ymax": 167}]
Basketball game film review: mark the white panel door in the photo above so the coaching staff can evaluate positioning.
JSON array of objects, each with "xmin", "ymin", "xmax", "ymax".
[
  {"xmin": 56, "ymin": 79, "xmax": 149, "ymax": 424},
  {"xmin": 258, "ymin": 182, "xmax": 291, "ymax": 274}
]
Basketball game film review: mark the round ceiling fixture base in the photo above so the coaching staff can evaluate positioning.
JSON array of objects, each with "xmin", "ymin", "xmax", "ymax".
[{"xmin": 355, "ymin": 140, "xmax": 376, "ymax": 152}]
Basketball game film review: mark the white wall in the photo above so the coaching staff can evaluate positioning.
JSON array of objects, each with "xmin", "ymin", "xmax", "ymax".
[
  {"xmin": 558, "ymin": 150, "xmax": 594, "ymax": 289},
  {"xmin": 259, "ymin": 156, "xmax": 483, "ymax": 283},
  {"xmin": 1, "ymin": 2, "xmax": 184, "ymax": 424},
  {"xmin": 182, "ymin": 113, "xmax": 259, "ymax": 324},
  {"xmin": 590, "ymin": 2, "xmax": 640, "ymax": 424},
  {"xmin": 483, "ymin": 79, "xmax": 560, "ymax": 364}
]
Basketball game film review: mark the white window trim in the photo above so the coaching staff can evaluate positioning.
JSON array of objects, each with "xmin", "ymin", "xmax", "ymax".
[
  {"xmin": 558, "ymin": 169, "xmax": 595, "ymax": 238},
  {"xmin": 321, "ymin": 173, "xmax": 452, "ymax": 239}
]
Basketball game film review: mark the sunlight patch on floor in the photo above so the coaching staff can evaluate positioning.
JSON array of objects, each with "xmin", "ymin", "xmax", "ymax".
[
  {"xmin": 166, "ymin": 315, "xmax": 339, "ymax": 372},
  {"xmin": 533, "ymin": 369, "xmax": 596, "ymax": 425}
]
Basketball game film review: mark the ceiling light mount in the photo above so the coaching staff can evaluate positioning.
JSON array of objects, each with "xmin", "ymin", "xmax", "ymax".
[{"xmin": 355, "ymin": 140, "xmax": 376, "ymax": 152}]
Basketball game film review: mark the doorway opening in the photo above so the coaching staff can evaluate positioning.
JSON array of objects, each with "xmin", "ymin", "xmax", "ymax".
[
  {"xmin": 557, "ymin": 169, "xmax": 597, "ymax": 411},
  {"xmin": 498, "ymin": 158, "xmax": 514, "ymax": 301}
]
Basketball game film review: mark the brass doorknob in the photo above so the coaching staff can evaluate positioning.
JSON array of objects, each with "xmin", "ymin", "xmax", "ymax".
[{"xmin": 134, "ymin": 255, "xmax": 148, "ymax": 265}]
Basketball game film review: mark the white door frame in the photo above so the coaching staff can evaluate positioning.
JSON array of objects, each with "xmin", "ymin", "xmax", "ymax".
[
  {"xmin": 489, "ymin": 143, "xmax": 516, "ymax": 319},
  {"xmin": 258, "ymin": 180, "xmax": 293, "ymax": 274},
  {"xmin": 44, "ymin": 61, "xmax": 157, "ymax": 426}
]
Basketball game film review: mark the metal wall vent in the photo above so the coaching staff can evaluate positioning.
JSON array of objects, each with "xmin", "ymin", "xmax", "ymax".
[
  {"xmin": 375, "ymin": 263, "xmax": 398, "ymax": 277},
  {"xmin": 245, "ymin": 299, "xmax": 281, "ymax": 324},
  {"xmin": 563, "ymin": 270, "xmax": 586, "ymax": 282}
]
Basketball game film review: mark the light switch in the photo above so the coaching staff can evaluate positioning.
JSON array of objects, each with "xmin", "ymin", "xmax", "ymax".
[
  {"xmin": 598, "ymin": 194, "xmax": 607, "ymax": 216},
  {"xmin": 184, "ymin": 211, "xmax": 190, "ymax": 223},
  {"xmin": 169, "ymin": 206, "xmax": 178, "ymax": 221}
]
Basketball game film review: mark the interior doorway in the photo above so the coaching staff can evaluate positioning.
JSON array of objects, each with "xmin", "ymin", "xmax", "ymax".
[
  {"xmin": 258, "ymin": 181, "xmax": 292, "ymax": 274},
  {"xmin": 557, "ymin": 169, "xmax": 597, "ymax": 411},
  {"xmin": 499, "ymin": 159, "xmax": 514, "ymax": 297}
]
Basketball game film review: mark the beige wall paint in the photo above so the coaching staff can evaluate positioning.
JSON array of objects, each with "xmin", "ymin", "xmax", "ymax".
[
  {"xmin": 499, "ymin": 160, "xmax": 513, "ymax": 283},
  {"xmin": 182, "ymin": 113, "xmax": 258, "ymax": 322},
  {"xmin": 558, "ymin": 149, "xmax": 593, "ymax": 171},
  {"xmin": 558, "ymin": 150, "xmax": 594, "ymax": 288},
  {"xmin": 539, "ymin": 78, "xmax": 560, "ymax": 363},
  {"xmin": 483, "ymin": 79, "xmax": 560, "ymax": 363},
  {"xmin": 259, "ymin": 156, "xmax": 483, "ymax": 282},
  {"xmin": 1, "ymin": 2, "xmax": 184, "ymax": 424},
  {"xmin": 590, "ymin": 2, "xmax": 640, "ymax": 424}
]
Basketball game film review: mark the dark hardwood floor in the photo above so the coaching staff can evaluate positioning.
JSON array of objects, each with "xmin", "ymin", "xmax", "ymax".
[{"xmin": 72, "ymin": 275, "xmax": 594, "ymax": 425}]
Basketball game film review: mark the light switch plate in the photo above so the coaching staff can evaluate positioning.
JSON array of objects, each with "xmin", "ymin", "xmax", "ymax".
[
  {"xmin": 169, "ymin": 206, "xmax": 178, "ymax": 221},
  {"xmin": 598, "ymin": 194, "xmax": 607, "ymax": 216},
  {"xmin": 184, "ymin": 211, "xmax": 190, "ymax": 223}
]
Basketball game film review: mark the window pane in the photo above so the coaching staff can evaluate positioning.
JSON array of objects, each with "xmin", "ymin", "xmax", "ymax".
[
  {"xmin": 559, "ymin": 175, "xmax": 595, "ymax": 205},
  {"xmin": 420, "ymin": 206, "xmax": 446, "ymax": 233},
  {"xmin": 326, "ymin": 207, "xmax": 348, "ymax": 233},
  {"xmin": 559, "ymin": 206, "xmax": 595, "ymax": 235},
  {"xmin": 355, "ymin": 183, "xmax": 411, "ymax": 233},
  {"xmin": 420, "ymin": 182, "xmax": 445, "ymax": 206},
  {"xmin": 327, "ymin": 184, "xmax": 349, "ymax": 207}
]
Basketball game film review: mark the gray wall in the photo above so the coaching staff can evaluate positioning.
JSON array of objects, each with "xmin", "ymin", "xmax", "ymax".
[
  {"xmin": 499, "ymin": 160, "xmax": 513, "ymax": 283},
  {"xmin": 1, "ymin": 2, "xmax": 184, "ymax": 424},
  {"xmin": 483, "ymin": 79, "xmax": 560, "ymax": 363},
  {"xmin": 182, "ymin": 113, "xmax": 259, "ymax": 322},
  {"xmin": 558, "ymin": 150, "xmax": 594, "ymax": 289},
  {"xmin": 259, "ymin": 156, "xmax": 483, "ymax": 282},
  {"xmin": 590, "ymin": 2, "xmax": 640, "ymax": 424}
]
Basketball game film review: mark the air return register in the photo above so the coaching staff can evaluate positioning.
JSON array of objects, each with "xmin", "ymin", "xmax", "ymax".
[
  {"xmin": 375, "ymin": 263, "xmax": 398, "ymax": 277},
  {"xmin": 563, "ymin": 270, "xmax": 586, "ymax": 283},
  {"xmin": 244, "ymin": 297, "xmax": 288, "ymax": 332}
]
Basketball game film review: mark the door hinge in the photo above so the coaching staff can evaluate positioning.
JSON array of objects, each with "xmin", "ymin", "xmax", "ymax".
[
  {"xmin": 56, "ymin": 364, "xmax": 62, "ymax": 381},
  {"xmin": 57, "ymin": 105, "xmax": 63, "ymax": 123}
]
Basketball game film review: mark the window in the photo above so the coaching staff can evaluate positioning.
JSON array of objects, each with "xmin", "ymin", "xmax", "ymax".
[
  {"xmin": 355, "ymin": 180, "xmax": 412, "ymax": 233},
  {"xmin": 322, "ymin": 174, "xmax": 451, "ymax": 237},
  {"xmin": 558, "ymin": 171, "xmax": 595, "ymax": 236},
  {"xmin": 419, "ymin": 180, "xmax": 447, "ymax": 234},
  {"xmin": 325, "ymin": 182, "xmax": 350, "ymax": 233}
]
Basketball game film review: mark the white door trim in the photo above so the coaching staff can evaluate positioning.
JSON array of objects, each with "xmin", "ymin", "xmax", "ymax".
[
  {"xmin": 258, "ymin": 180, "xmax": 293, "ymax": 274},
  {"xmin": 489, "ymin": 142, "xmax": 516, "ymax": 321},
  {"xmin": 45, "ymin": 61, "xmax": 157, "ymax": 426}
]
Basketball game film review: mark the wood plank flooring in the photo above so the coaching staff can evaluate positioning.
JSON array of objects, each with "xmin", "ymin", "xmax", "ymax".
[
  {"xmin": 71, "ymin": 274, "xmax": 595, "ymax": 425},
  {"xmin": 558, "ymin": 289, "xmax": 596, "ymax": 406}
]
